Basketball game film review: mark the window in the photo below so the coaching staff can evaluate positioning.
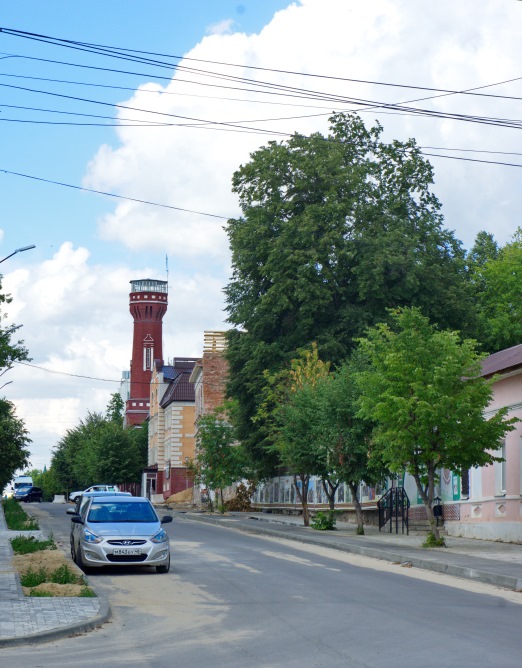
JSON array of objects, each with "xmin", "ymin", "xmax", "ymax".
[
  {"xmin": 144, "ymin": 346, "xmax": 152, "ymax": 370},
  {"xmin": 495, "ymin": 441, "xmax": 507, "ymax": 495}
]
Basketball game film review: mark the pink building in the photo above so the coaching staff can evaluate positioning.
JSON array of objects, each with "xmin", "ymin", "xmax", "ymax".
[{"xmin": 444, "ymin": 344, "xmax": 522, "ymax": 542}]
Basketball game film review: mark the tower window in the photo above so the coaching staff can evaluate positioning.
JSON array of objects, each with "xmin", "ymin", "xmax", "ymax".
[{"xmin": 144, "ymin": 347, "xmax": 153, "ymax": 370}]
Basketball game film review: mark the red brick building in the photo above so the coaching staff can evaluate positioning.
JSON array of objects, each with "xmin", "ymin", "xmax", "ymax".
[{"xmin": 190, "ymin": 331, "xmax": 229, "ymax": 504}]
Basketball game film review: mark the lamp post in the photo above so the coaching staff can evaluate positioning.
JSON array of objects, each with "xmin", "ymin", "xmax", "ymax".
[{"xmin": 0, "ymin": 245, "xmax": 36, "ymax": 264}]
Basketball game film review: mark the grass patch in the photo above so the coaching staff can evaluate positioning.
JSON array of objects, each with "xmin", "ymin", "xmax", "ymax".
[
  {"xmin": 422, "ymin": 531, "xmax": 446, "ymax": 548},
  {"xmin": 2, "ymin": 498, "xmax": 39, "ymax": 531},
  {"xmin": 20, "ymin": 567, "xmax": 48, "ymax": 588},
  {"xmin": 21, "ymin": 564, "xmax": 86, "ymax": 588},
  {"xmin": 10, "ymin": 534, "xmax": 56, "ymax": 554},
  {"xmin": 79, "ymin": 587, "xmax": 96, "ymax": 597},
  {"xmin": 50, "ymin": 564, "xmax": 84, "ymax": 585},
  {"xmin": 29, "ymin": 590, "xmax": 54, "ymax": 597}
]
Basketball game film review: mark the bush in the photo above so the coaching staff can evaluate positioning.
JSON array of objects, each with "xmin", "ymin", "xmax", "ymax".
[
  {"xmin": 422, "ymin": 532, "xmax": 446, "ymax": 548},
  {"xmin": 224, "ymin": 483, "xmax": 254, "ymax": 512},
  {"xmin": 20, "ymin": 568, "xmax": 48, "ymax": 588},
  {"xmin": 2, "ymin": 498, "xmax": 39, "ymax": 531},
  {"xmin": 311, "ymin": 511, "xmax": 337, "ymax": 531},
  {"xmin": 10, "ymin": 535, "xmax": 56, "ymax": 554}
]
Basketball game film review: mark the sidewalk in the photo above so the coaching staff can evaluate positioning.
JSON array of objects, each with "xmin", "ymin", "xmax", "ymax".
[
  {"xmin": 181, "ymin": 510, "xmax": 522, "ymax": 591},
  {"xmin": 0, "ymin": 504, "xmax": 110, "ymax": 648}
]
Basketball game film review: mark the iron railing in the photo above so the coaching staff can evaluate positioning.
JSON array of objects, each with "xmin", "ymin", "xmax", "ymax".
[{"xmin": 377, "ymin": 487, "xmax": 410, "ymax": 534}]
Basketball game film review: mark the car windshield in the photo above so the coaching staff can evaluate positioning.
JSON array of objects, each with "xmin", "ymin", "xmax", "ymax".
[
  {"xmin": 17, "ymin": 486, "xmax": 32, "ymax": 493},
  {"xmin": 87, "ymin": 501, "xmax": 157, "ymax": 523}
]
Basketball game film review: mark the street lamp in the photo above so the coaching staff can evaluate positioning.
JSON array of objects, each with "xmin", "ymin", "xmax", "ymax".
[{"xmin": 0, "ymin": 245, "xmax": 36, "ymax": 264}]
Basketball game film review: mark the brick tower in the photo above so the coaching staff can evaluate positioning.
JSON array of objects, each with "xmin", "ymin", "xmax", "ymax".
[{"xmin": 125, "ymin": 278, "xmax": 168, "ymax": 426}]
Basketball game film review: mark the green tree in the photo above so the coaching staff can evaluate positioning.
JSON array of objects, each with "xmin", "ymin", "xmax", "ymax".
[
  {"xmin": 356, "ymin": 307, "xmax": 516, "ymax": 540},
  {"xmin": 0, "ymin": 276, "xmax": 31, "ymax": 373},
  {"xmin": 321, "ymin": 356, "xmax": 387, "ymax": 534},
  {"xmin": 28, "ymin": 467, "xmax": 61, "ymax": 501},
  {"xmin": 225, "ymin": 112, "xmax": 477, "ymax": 472},
  {"xmin": 51, "ymin": 409, "xmax": 148, "ymax": 495},
  {"xmin": 190, "ymin": 407, "xmax": 244, "ymax": 511},
  {"xmin": 471, "ymin": 229, "xmax": 522, "ymax": 352},
  {"xmin": 0, "ymin": 399, "xmax": 31, "ymax": 493},
  {"xmin": 94, "ymin": 421, "xmax": 146, "ymax": 485},
  {"xmin": 259, "ymin": 345, "xmax": 331, "ymax": 527},
  {"xmin": 106, "ymin": 392, "xmax": 124, "ymax": 422}
]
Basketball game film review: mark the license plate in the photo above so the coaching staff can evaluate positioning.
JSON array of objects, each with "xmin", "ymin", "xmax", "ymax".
[{"xmin": 112, "ymin": 548, "xmax": 141, "ymax": 555}]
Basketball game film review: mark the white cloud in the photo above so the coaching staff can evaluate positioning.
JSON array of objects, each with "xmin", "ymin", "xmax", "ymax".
[{"xmin": 206, "ymin": 19, "xmax": 235, "ymax": 36}]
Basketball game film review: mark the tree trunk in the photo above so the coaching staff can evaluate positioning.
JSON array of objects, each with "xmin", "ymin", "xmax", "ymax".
[
  {"xmin": 413, "ymin": 467, "xmax": 440, "ymax": 540},
  {"xmin": 294, "ymin": 473, "xmax": 311, "ymax": 527},
  {"xmin": 348, "ymin": 481, "xmax": 364, "ymax": 535},
  {"xmin": 322, "ymin": 478, "xmax": 339, "ymax": 512}
]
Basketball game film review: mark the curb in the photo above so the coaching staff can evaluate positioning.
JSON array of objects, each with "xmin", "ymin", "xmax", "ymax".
[
  {"xmin": 0, "ymin": 597, "xmax": 111, "ymax": 648},
  {"xmin": 0, "ymin": 509, "xmax": 112, "ymax": 648},
  {"xmin": 183, "ymin": 513, "xmax": 522, "ymax": 592}
]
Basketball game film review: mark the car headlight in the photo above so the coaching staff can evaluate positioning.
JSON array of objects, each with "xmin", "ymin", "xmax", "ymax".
[
  {"xmin": 151, "ymin": 529, "xmax": 168, "ymax": 543},
  {"xmin": 84, "ymin": 528, "xmax": 103, "ymax": 544}
]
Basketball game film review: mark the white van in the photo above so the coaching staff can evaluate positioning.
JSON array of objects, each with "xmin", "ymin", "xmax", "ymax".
[{"xmin": 13, "ymin": 475, "xmax": 33, "ymax": 490}]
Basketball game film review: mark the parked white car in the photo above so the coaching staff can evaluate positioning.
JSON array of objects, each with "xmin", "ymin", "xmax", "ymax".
[{"xmin": 69, "ymin": 484, "xmax": 120, "ymax": 502}]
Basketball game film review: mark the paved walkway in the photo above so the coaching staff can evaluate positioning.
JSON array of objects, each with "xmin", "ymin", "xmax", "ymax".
[
  {"xmin": 182, "ymin": 510, "xmax": 522, "ymax": 591},
  {"xmin": 0, "ymin": 504, "xmax": 109, "ymax": 647}
]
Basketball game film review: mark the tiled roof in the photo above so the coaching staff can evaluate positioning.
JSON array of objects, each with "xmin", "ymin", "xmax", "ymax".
[
  {"xmin": 481, "ymin": 343, "xmax": 522, "ymax": 378},
  {"xmin": 160, "ymin": 358, "xmax": 197, "ymax": 406}
]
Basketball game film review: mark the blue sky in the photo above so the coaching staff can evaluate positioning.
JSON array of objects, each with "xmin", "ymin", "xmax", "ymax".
[
  {"xmin": 0, "ymin": 0, "xmax": 521, "ymax": 471},
  {"xmin": 1, "ymin": 0, "xmax": 291, "ymax": 267}
]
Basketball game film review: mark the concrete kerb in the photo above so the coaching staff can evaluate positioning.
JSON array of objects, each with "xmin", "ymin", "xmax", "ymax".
[
  {"xmin": 182, "ymin": 512, "xmax": 522, "ymax": 592},
  {"xmin": 0, "ymin": 503, "xmax": 111, "ymax": 647},
  {"xmin": 0, "ymin": 598, "xmax": 111, "ymax": 648}
]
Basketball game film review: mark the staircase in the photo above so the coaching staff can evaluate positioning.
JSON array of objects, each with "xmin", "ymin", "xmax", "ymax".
[{"xmin": 377, "ymin": 487, "xmax": 410, "ymax": 534}]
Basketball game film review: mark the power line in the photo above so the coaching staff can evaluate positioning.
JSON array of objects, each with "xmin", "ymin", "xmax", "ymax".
[
  {"xmin": 0, "ymin": 168, "xmax": 233, "ymax": 219},
  {"xmin": 2, "ymin": 28, "xmax": 522, "ymax": 101},
  {"xmin": 14, "ymin": 360, "xmax": 227, "ymax": 390}
]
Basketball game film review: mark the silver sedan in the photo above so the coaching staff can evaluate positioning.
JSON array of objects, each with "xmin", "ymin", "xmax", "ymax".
[{"xmin": 70, "ymin": 495, "xmax": 172, "ymax": 573}]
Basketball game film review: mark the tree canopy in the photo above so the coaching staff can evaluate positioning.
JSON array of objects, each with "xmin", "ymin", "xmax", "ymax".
[
  {"xmin": 50, "ymin": 394, "xmax": 147, "ymax": 494},
  {"xmin": 0, "ymin": 277, "xmax": 30, "ymax": 373},
  {"xmin": 225, "ymin": 112, "xmax": 477, "ymax": 470},
  {"xmin": 190, "ymin": 407, "xmax": 245, "ymax": 509},
  {"xmin": 0, "ymin": 399, "xmax": 31, "ymax": 492},
  {"xmin": 356, "ymin": 307, "xmax": 516, "ymax": 538},
  {"xmin": 469, "ymin": 228, "xmax": 522, "ymax": 353}
]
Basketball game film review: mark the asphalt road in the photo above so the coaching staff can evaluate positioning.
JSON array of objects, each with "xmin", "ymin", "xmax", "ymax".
[{"xmin": 6, "ymin": 502, "xmax": 522, "ymax": 668}]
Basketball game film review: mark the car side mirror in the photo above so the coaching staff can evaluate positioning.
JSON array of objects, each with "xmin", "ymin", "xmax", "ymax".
[
  {"xmin": 71, "ymin": 516, "xmax": 84, "ymax": 524},
  {"xmin": 66, "ymin": 508, "xmax": 77, "ymax": 515},
  {"xmin": 161, "ymin": 515, "xmax": 173, "ymax": 524}
]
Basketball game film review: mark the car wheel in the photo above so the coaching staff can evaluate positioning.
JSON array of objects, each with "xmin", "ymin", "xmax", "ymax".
[
  {"xmin": 156, "ymin": 553, "xmax": 170, "ymax": 574},
  {"xmin": 75, "ymin": 546, "xmax": 91, "ymax": 574}
]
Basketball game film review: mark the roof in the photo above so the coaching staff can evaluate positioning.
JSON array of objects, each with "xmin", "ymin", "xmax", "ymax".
[
  {"xmin": 160, "ymin": 358, "xmax": 198, "ymax": 406},
  {"xmin": 481, "ymin": 342, "xmax": 522, "ymax": 378}
]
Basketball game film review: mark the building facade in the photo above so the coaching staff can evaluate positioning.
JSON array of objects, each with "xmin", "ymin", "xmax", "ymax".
[
  {"xmin": 443, "ymin": 344, "xmax": 522, "ymax": 542},
  {"xmin": 125, "ymin": 279, "xmax": 168, "ymax": 427},
  {"xmin": 190, "ymin": 331, "xmax": 229, "ymax": 505},
  {"xmin": 147, "ymin": 358, "xmax": 197, "ymax": 501}
]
